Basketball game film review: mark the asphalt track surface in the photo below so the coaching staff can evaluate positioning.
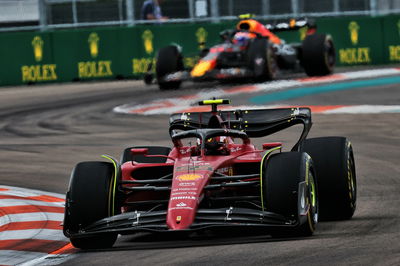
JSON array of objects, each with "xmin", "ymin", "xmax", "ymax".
[{"xmin": 1, "ymin": 68, "xmax": 400, "ymax": 265}]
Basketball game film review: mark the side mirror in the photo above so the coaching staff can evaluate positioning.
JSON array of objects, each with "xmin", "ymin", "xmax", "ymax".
[
  {"xmin": 131, "ymin": 148, "xmax": 148, "ymax": 156},
  {"xmin": 262, "ymin": 142, "xmax": 282, "ymax": 150}
]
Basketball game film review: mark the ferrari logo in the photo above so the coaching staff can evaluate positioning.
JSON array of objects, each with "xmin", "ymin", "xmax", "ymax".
[
  {"xmin": 142, "ymin": 30, "xmax": 154, "ymax": 55},
  {"xmin": 32, "ymin": 36, "xmax": 44, "ymax": 62},
  {"xmin": 348, "ymin": 21, "xmax": 360, "ymax": 45},
  {"xmin": 88, "ymin": 32, "xmax": 100, "ymax": 58},
  {"xmin": 177, "ymin": 174, "xmax": 202, "ymax": 181},
  {"xmin": 196, "ymin": 27, "xmax": 208, "ymax": 50}
]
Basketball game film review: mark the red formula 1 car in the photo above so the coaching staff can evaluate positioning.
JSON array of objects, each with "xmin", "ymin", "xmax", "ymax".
[
  {"xmin": 63, "ymin": 99, "xmax": 356, "ymax": 249},
  {"xmin": 146, "ymin": 17, "xmax": 335, "ymax": 90}
]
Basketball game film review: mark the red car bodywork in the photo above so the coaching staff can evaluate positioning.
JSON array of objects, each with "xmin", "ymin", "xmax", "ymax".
[{"xmin": 121, "ymin": 137, "xmax": 261, "ymax": 230}]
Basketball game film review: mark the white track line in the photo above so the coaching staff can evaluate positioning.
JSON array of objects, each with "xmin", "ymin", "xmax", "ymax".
[
  {"xmin": 0, "ymin": 186, "xmax": 73, "ymax": 266},
  {"xmin": 0, "ymin": 213, "xmax": 64, "ymax": 224},
  {"xmin": 0, "ymin": 250, "xmax": 46, "ymax": 266},
  {"xmin": 114, "ymin": 68, "xmax": 400, "ymax": 115},
  {"xmin": 0, "ymin": 229, "xmax": 66, "ymax": 241},
  {"xmin": 323, "ymin": 105, "xmax": 400, "ymax": 114},
  {"xmin": 0, "ymin": 199, "xmax": 65, "ymax": 208}
]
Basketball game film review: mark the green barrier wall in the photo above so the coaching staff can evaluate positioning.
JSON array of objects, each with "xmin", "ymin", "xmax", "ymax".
[
  {"xmin": 0, "ymin": 32, "xmax": 55, "ymax": 85},
  {"xmin": 0, "ymin": 15, "xmax": 399, "ymax": 86},
  {"xmin": 382, "ymin": 15, "xmax": 400, "ymax": 63},
  {"xmin": 318, "ymin": 16, "xmax": 385, "ymax": 65}
]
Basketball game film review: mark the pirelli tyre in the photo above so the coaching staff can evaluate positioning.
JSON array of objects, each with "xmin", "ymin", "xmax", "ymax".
[
  {"xmin": 63, "ymin": 161, "xmax": 120, "ymax": 249},
  {"xmin": 120, "ymin": 146, "xmax": 172, "ymax": 164},
  {"xmin": 247, "ymin": 38, "xmax": 277, "ymax": 81},
  {"xmin": 301, "ymin": 33, "xmax": 335, "ymax": 76},
  {"xmin": 156, "ymin": 45, "xmax": 184, "ymax": 90},
  {"xmin": 301, "ymin": 137, "xmax": 356, "ymax": 221},
  {"xmin": 262, "ymin": 152, "xmax": 318, "ymax": 237}
]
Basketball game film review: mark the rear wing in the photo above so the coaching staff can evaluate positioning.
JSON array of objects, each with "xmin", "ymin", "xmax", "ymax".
[
  {"xmin": 265, "ymin": 18, "xmax": 316, "ymax": 32},
  {"xmin": 169, "ymin": 107, "xmax": 312, "ymax": 151}
]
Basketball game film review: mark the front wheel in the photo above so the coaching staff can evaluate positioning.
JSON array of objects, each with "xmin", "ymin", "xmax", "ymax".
[
  {"xmin": 262, "ymin": 152, "xmax": 318, "ymax": 237},
  {"xmin": 63, "ymin": 161, "xmax": 119, "ymax": 249},
  {"xmin": 156, "ymin": 45, "xmax": 184, "ymax": 90},
  {"xmin": 301, "ymin": 137, "xmax": 356, "ymax": 221},
  {"xmin": 247, "ymin": 38, "xmax": 277, "ymax": 81}
]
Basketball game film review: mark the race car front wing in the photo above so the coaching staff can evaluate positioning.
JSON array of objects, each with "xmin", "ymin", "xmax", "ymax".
[
  {"xmin": 67, "ymin": 207, "xmax": 298, "ymax": 238},
  {"xmin": 160, "ymin": 68, "xmax": 255, "ymax": 83}
]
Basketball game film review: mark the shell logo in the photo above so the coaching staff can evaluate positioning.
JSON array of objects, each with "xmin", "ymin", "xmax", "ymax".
[
  {"xmin": 88, "ymin": 32, "xmax": 100, "ymax": 58},
  {"xmin": 142, "ymin": 30, "xmax": 154, "ymax": 55},
  {"xmin": 176, "ymin": 174, "xmax": 202, "ymax": 181},
  {"xmin": 32, "ymin": 36, "xmax": 44, "ymax": 62},
  {"xmin": 348, "ymin": 21, "xmax": 360, "ymax": 45}
]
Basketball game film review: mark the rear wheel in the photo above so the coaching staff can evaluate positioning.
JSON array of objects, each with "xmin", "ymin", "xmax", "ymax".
[
  {"xmin": 247, "ymin": 38, "xmax": 277, "ymax": 81},
  {"xmin": 302, "ymin": 33, "xmax": 335, "ymax": 76},
  {"xmin": 262, "ymin": 152, "xmax": 318, "ymax": 237},
  {"xmin": 301, "ymin": 137, "xmax": 356, "ymax": 221},
  {"xmin": 120, "ymin": 146, "xmax": 171, "ymax": 164},
  {"xmin": 63, "ymin": 161, "xmax": 119, "ymax": 249},
  {"xmin": 156, "ymin": 45, "xmax": 184, "ymax": 90}
]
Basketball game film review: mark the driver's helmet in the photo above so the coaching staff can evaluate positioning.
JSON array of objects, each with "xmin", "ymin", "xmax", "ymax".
[
  {"xmin": 205, "ymin": 136, "xmax": 229, "ymax": 155},
  {"xmin": 232, "ymin": 32, "xmax": 253, "ymax": 46}
]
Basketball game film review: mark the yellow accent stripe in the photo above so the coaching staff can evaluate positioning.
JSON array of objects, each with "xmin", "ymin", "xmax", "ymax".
[
  {"xmin": 305, "ymin": 156, "xmax": 316, "ymax": 232},
  {"xmin": 102, "ymin": 155, "xmax": 118, "ymax": 217},
  {"xmin": 259, "ymin": 146, "xmax": 282, "ymax": 211}
]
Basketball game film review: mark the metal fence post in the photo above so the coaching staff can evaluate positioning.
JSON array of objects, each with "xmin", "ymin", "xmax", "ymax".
[
  {"xmin": 126, "ymin": 0, "xmax": 134, "ymax": 26},
  {"xmin": 333, "ymin": 0, "xmax": 340, "ymax": 13},
  {"xmin": 38, "ymin": 0, "xmax": 47, "ymax": 31},
  {"xmin": 188, "ymin": 0, "xmax": 194, "ymax": 19},
  {"xmin": 370, "ymin": 0, "xmax": 377, "ymax": 15},
  {"xmin": 228, "ymin": 0, "xmax": 233, "ymax": 16},
  {"xmin": 291, "ymin": 0, "xmax": 299, "ymax": 17},
  {"xmin": 262, "ymin": 0, "xmax": 270, "ymax": 16},
  {"xmin": 72, "ymin": 0, "xmax": 78, "ymax": 25},
  {"xmin": 210, "ymin": 0, "xmax": 220, "ymax": 22}
]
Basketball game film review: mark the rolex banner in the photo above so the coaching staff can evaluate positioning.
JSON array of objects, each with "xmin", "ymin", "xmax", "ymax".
[
  {"xmin": 316, "ymin": 16, "xmax": 385, "ymax": 65},
  {"xmin": 382, "ymin": 15, "xmax": 400, "ymax": 63},
  {"xmin": 0, "ymin": 16, "xmax": 399, "ymax": 86},
  {"xmin": 0, "ymin": 32, "xmax": 56, "ymax": 85},
  {"xmin": 51, "ymin": 28, "xmax": 119, "ymax": 82}
]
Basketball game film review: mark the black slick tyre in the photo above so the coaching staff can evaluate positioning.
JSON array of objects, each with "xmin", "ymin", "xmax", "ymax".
[
  {"xmin": 247, "ymin": 38, "xmax": 277, "ymax": 81},
  {"xmin": 121, "ymin": 146, "xmax": 171, "ymax": 164},
  {"xmin": 302, "ymin": 33, "xmax": 335, "ymax": 76},
  {"xmin": 63, "ymin": 161, "xmax": 119, "ymax": 249},
  {"xmin": 301, "ymin": 137, "xmax": 356, "ymax": 221},
  {"xmin": 262, "ymin": 152, "xmax": 318, "ymax": 237},
  {"xmin": 156, "ymin": 45, "xmax": 184, "ymax": 90}
]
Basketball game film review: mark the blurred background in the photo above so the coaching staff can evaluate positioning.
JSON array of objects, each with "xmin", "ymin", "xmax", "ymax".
[{"xmin": 1, "ymin": 0, "xmax": 400, "ymax": 31}]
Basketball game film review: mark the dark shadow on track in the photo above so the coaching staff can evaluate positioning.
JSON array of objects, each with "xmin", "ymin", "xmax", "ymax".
[{"xmin": 78, "ymin": 229, "xmax": 312, "ymax": 253}]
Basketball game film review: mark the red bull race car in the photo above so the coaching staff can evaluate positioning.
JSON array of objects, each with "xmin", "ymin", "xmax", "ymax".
[
  {"xmin": 63, "ymin": 99, "xmax": 356, "ymax": 249},
  {"xmin": 145, "ymin": 17, "xmax": 336, "ymax": 90}
]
